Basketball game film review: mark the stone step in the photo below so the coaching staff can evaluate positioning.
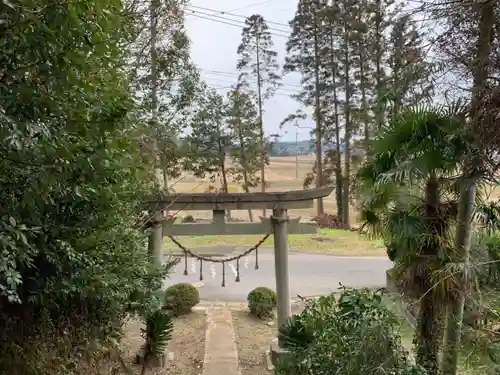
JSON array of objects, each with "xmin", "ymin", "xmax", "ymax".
[{"xmin": 203, "ymin": 306, "xmax": 240, "ymax": 375}]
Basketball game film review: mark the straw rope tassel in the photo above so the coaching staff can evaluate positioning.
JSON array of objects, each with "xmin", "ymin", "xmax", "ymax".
[
  {"xmin": 222, "ymin": 262, "xmax": 226, "ymax": 287},
  {"xmin": 199, "ymin": 259, "xmax": 203, "ymax": 281},
  {"xmin": 183, "ymin": 253, "xmax": 188, "ymax": 275},
  {"xmin": 235, "ymin": 258, "xmax": 240, "ymax": 282}
]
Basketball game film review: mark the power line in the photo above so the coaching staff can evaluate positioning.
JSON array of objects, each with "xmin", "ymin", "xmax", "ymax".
[
  {"xmin": 203, "ymin": 78, "xmax": 302, "ymax": 93},
  {"xmin": 406, "ymin": 0, "xmax": 489, "ymax": 6},
  {"xmin": 185, "ymin": 10, "xmax": 290, "ymax": 37},
  {"xmin": 207, "ymin": 84, "xmax": 299, "ymax": 97},
  {"xmin": 200, "ymin": 69, "xmax": 303, "ymax": 89},
  {"xmin": 227, "ymin": 0, "xmax": 279, "ymax": 12},
  {"xmin": 204, "ymin": 78, "xmax": 302, "ymax": 94},
  {"xmin": 206, "ymin": 79, "xmax": 301, "ymax": 94},
  {"xmin": 186, "ymin": 4, "xmax": 290, "ymax": 28}
]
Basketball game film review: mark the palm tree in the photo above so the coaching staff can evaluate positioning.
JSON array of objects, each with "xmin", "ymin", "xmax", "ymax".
[{"xmin": 357, "ymin": 105, "xmax": 468, "ymax": 375}]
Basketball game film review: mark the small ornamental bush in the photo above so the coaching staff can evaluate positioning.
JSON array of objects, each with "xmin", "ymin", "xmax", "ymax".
[
  {"xmin": 164, "ymin": 283, "xmax": 200, "ymax": 316},
  {"xmin": 247, "ymin": 287, "xmax": 277, "ymax": 319}
]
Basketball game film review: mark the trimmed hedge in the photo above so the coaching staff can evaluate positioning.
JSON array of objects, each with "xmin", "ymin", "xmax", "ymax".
[
  {"xmin": 164, "ymin": 283, "xmax": 200, "ymax": 316},
  {"xmin": 247, "ymin": 286, "xmax": 277, "ymax": 319}
]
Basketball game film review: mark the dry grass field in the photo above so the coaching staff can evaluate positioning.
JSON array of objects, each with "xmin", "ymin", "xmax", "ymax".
[
  {"xmin": 170, "ymin": 155, "xmax": 358, "ymax": 222},
  {"xmin": 169, "ymin": 155, "xmax": 500, "ymax": 222},
  {"xmin": 162, "ymin": 155, "xmax": 500, "ymax": 257}
]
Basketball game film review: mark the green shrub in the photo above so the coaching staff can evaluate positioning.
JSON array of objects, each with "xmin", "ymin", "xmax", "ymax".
[
  {"xmin": 0, "ymin": 1, "xmax": 169, "ymax": 373},
  {"xmin": 276, "ymin": 288, "xmax": 426, "ymax": 375},
  {"xmin": 141, "ymin": 309, "xmax": 174, "ymax": 361},
  {"xmin": 247, "ymin": 287, "xmax": 277, "ymax": 319},
  {"xmin": 164, "ymin": 283, "xmax": 200, "ymax": 316},
  {"xmin": 278, "ymin": 314, "xmax": 313, "ymax": 350}
]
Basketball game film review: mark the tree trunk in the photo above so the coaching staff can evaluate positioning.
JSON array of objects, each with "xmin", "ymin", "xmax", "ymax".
[
  {"xmin": 392, "ymin": 31, "xmax": 402, "ymax": 119},
  {"xmin": 255, "ymin": 35, "xmax": 266, "ymax": 218},
  {"xmin": 163, "ymin": 168, "xmax": 169, "ymax": 216},
  {"xmin": 440, "ymin": 183, "xmax": 476, "ymax": 375},
  {"xmin": 220, "ymin": 158, "xmax": 231, "ymax": 220},
  {"xmin": 373, "ymin": 0, "xmax": 385, "ymax": 129},
  {"xmin": 329, "ymin": 34, "xmax": 343, "ymax": 221},
  {"xmin": 163, "ymin": 169, "xmax": 168, "ymax": 189},
  {"xmin": 242, "ymin": 173, "xmax": 254, "ymax": 222},
  {"xmin": 150, "ymin": 0, "xmax": 162, "ymax": 188},
  {"xmin": 236, "ymin": 117, "xmax": 254, "ymax": 222},
  {"xmin": 415, "ymin": 292, "xmax": 442, "ymax": 375},
  {"xmin": 313, "ymin": 1, "xmax": 323, "ymax": 216},
  {"xmin": 414, "ymin": 174, "xmax": 444, "ymax": 375},
  {"xmin": 359, "ymin": 44, "xmax": 370, "ymax": 154},
  {"xmin": 440, "ymin": 2, "xmax": 495, "ymax": 374},
  {"xmin": 342, "ymin": 21, "xmax": 351, "ymax": 229}
]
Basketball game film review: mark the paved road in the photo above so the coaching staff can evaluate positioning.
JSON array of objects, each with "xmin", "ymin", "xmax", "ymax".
[{"xmin": 164, "ymin": 252, "xmax": 391, "ymax": 301}]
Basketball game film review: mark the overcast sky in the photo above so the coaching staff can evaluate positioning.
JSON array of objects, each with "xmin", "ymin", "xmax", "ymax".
[{"xmin": 185, "ymin": 0, "xmax": 314, "ymax": 143}]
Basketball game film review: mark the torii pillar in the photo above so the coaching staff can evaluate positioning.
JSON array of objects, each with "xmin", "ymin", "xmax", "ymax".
[{"xmin": 148, "ymin": 185, "xmax": 335, "ymax": 366}]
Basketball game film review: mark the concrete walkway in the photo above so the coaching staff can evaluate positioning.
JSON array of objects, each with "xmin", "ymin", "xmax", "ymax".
[{"xmin": 202, "ymin": 306, "xmax": 240, "ymax": 375}]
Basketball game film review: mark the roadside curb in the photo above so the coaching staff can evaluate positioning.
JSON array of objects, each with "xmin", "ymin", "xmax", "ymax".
[{"xmin": 193, "ymin": 296, "xmax": 321, "ymax": 312}]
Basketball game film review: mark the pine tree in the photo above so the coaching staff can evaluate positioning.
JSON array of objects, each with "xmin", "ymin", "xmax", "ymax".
[
  {"xmin": 236, "ymin": 14, "xmax": 281, "ymax": 216},
  {"xmin": 387, "ymin": 14, "xmax": 434, "ymax": 118},
  {"xmin": 367, "ymin": 0, "xmax": 396, "ymax": 130},
  {"xmin": 338, "ymin": 0, "xmax": 360, "ymax": 229},
  {"xmin": 184, "ymin": 88, "xmax": 231, "ymax": 196},
  {"xmin": 285, "ymin": 0, "xmax": 329, "ymax": 216},
  {"xmin": 126, "ymin": 0, "xmax": 200, "ymax": 189},
  {"xmin": 348, "ymin": 0, "xmax": 375, "ymax": 153},
  {"xmin": 321, "ymin": 1, "xmax": 345, "ymax": 220},
  {"xmin": 225, "ymin": 86, "xmax": 263, "ymax": 221}
]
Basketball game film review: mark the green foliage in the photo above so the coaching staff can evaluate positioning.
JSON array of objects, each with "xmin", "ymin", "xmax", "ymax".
[
  {"xmin": 236, "ymin": 14, "xmax": 281, "ymax": 101},
  {"xmin": 357, "ymin": 105, "xmax": 470, "ymax": 373},
  {"xmin": 471, "ymin": 231, "xmax": 500, "ymax": 288},
  {"xmin": 236, "ymin": 14, "xmax": 281, "ymax": 191},
  {"xmin": 357, "ymin": 105, "xmax": 468, "ymax": 288},
  {"xmin": 278, "ymin": 314, "xmax": 313, "ymax": 350},
  {"xmin": 476, "ymin": 200, "xmax": 500, "ymax": 234},
  {"xmin": 127, "ymin": 0, "xmax": 200, "ymax": 181},
  {"xmin": 247, "ymin": 286, "xmax": 277, "ymax": 319},
  {"xmin": 0, "ymin": 1, "xmax": 166, "ymax": 373},
  {"xmin": 386, "ymin": 240, "xmax": 398, "ymax": 261},
  {"xmin": 141, "ymin": 309, "xmax": 174, "ymax": 361},
  {"xmin": 183, "ymin": 88, "xmax": 230, "ymax": 183},
  {"xmin": 276, "ymin": 288, "xmax": 426, "ymax": 375},
  {"xmin": 226, "ymin": 87, "xmax": 263, "ymax": 191},
  {"xmin": 164, "ymin": 283, "xmax": 200, "ymax": 316}
]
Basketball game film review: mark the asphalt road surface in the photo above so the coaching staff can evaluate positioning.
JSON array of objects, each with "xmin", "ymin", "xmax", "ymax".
[{"xmin": 164, "ymin": 252, "xmax": 391, "ymax": 301}]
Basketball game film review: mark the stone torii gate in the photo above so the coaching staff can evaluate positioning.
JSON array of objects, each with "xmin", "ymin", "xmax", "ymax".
[{"xmin": 147, "ymin": 185, "xmax": 334, "ymax": 358}]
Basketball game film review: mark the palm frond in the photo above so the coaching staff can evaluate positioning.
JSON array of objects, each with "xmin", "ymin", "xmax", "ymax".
[
  {"xmin": 141, "ymin": 310, "xmax": 174, "ymax": 359},
  {"xmin": 373, "ymin": 105, "xmax": 467, "ymax": 178},
  {"xmin": 357, "ymin": 151, "xmax": 398, "ymax": 186},
  {"xmin": 475, "ymin": 200, "xmax": 500, "ymax": 232},
  {"xmin": 359, "ymin": 208, "xmax": 386, "ymax": 239},
  {"xmin": 278, "ymin": 315, "xmax": 313, "ymax": 350}
]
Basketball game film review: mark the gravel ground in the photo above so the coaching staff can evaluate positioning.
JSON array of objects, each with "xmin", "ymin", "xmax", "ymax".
[
  {"xmin": 231, "ymin": 303, "xmax": 306, "ymax": 375},
  {"xmin": 232, "ymin": 311, "xmax": 274, "ymax": 375},
  {"xmin": 120, "ymin": 311, "xmax": 206, "ymax": 375}
]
